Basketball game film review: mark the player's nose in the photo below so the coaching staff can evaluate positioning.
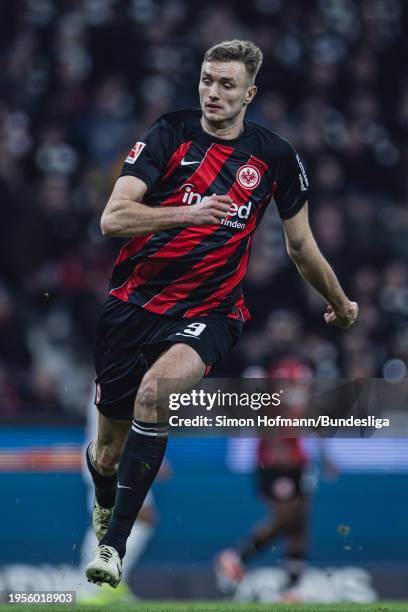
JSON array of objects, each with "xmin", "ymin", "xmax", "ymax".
[{"xmin": 208, "ymin": 84, "xmax": 220, "ymax": 99}]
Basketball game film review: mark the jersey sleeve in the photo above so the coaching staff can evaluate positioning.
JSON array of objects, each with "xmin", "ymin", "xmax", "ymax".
[
  {"xmin": 274, "ymin": 141, "xmax": 309, "ymax": 219},
  {"xmin": 120, "ymin": 117, "xmax": 176, "ymax": 190}
]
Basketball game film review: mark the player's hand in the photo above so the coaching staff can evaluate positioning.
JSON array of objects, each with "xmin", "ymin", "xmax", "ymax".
[
  {"xmin": 186, "ymin": 194, "xmax": 232, "ymax": 226},
  {"xmin": 324, "ymin": 301, "xmax": 359, "ymax": 329}
]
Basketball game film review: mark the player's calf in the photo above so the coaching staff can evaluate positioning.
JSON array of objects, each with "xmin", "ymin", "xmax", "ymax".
[
  {"xmin": 94, "ymin": 443, "xmax": 122, "ymax": 475},
  {"xmin": 86, "ymin": 442, "xmax": 117, "ymax": 510}
]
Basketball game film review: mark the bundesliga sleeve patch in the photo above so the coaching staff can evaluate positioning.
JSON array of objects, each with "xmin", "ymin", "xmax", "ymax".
[
  {"xmin": 125, "ymin": 142, "xmax": 146, "ymax": 164},
  {"xmin": 296, "ymin": 154, "xmax": 309, "ymax": 192}
]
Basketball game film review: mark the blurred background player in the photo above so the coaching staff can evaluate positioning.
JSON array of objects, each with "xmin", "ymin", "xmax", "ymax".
[{"xmin": 216, "ymin": 359, "xmax": 336, "ymax": 593}]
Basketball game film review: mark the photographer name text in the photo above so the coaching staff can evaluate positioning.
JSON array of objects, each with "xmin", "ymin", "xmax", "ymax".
[{"xmin": 169, "ymin": 415, "xmax": 390, "ymax": 429}]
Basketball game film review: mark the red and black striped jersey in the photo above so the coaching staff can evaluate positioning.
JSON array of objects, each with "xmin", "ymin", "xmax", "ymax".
[{"xmin": 109, "ymin": 109, "xmax": 309, "ymax": 321}]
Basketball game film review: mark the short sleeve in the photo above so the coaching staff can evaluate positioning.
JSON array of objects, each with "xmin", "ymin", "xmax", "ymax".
[
  {"xmin": 120, "ymin": 117, "xmax": 176, "ymax": 190},
  {"xmin": 274, "ymin": 141, "xmax": 309, "ymax": 219}
]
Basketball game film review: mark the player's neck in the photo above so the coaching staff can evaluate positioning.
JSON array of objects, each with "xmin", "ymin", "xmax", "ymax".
[{"xmin": 200, "ymin": 114, "xmax": 245, "ymax": 141}]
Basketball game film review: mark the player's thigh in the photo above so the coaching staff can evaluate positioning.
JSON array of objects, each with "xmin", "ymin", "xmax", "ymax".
[
  {"xmin": 145, "ymin": 342, "xmax": 206, "ymax": 381},
  {"xmin": 135, "ymin": 343, "xmax": 206, "ymax": 421}
]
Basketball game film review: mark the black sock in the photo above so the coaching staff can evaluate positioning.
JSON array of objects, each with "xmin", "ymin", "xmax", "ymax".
[
  {"xmin": 283, "ymin": 554, "xmax": 307, "ymax": 585},
  {"xmin": 100, "ymin": 420, "xmax": 168, "ymax": 558},
  {"xmin": 238, "ymin": 535, "xmax": 264, "ymax": 563},
  {"xmin": 86, "ymin": 442, "xmax": 117, "ymax": 508}
]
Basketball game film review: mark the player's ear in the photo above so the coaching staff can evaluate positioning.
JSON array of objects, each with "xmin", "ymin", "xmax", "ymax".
[{"xmin": 245, "ymin": 85, "xmax": 257, "ymax": 105}]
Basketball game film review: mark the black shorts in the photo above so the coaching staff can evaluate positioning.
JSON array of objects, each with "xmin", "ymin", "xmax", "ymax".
[
  {"xmin": 258, "ymin": 467, "xmax": 305, "ymax": 501},
  {"xmin": 94, "ymin": 295, "xmax": 242, "ymax": 420}
]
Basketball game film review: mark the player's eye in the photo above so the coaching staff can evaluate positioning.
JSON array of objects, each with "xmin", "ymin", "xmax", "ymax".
[{"xmin": 202, "ymin": 78, "xmax": 211, "ymax": 85}]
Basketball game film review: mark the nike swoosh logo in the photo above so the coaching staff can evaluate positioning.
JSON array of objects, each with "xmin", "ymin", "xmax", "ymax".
[
  {"xmin": 180, "ymin": 158, "xmax": 201, "ymax": 166},
  {"xmin": 118, "ymin": 484, "xmax": 133, "ymax": 489}
]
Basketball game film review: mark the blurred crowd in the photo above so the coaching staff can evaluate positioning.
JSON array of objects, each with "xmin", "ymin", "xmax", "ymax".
[{"xmin": 0, "ymin": 0, "xmax": 407, "ymax": 418}]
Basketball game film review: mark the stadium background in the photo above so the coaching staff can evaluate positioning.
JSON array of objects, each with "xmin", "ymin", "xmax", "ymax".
[{"xmin": 1, "ymin": 0, "xmax": 407, "ymax": 603}]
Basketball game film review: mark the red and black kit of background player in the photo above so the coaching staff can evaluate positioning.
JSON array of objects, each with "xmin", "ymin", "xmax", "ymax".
[{"xmin": 95, "ymin": 108, "xmax": 309, "ymax": 420}]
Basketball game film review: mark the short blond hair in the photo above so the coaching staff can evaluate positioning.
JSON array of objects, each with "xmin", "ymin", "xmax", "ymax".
[{"xmin": 204, "ymin": 39, "xmax": 263, "ymax": 84}]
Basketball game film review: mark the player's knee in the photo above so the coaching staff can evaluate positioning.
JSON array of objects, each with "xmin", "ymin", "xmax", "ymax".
[
  {"xmin": 95, "ymin": 444, "xmax": 121, "ymax": 475},
  {"xmin": 134, "ymin": 379, "xmax": 159, "ymax": 421}
]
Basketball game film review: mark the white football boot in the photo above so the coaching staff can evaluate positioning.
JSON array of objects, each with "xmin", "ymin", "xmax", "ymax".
[{"xmin": 86, "ymin": 545, "xmax": 122, "ymax": 588}]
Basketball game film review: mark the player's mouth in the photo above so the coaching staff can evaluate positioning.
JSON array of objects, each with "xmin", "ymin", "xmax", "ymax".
[{"xmin": 206, "ymin": 103, "xmax": 223, "ymax": 111}]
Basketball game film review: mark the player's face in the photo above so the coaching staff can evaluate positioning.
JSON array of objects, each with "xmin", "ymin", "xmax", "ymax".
[{"xmin": 199, "ymin": 61, "xmax": 257, "ymax": 126}]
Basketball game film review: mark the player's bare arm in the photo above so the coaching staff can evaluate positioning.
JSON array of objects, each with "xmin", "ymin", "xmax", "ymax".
[
  {"xmin": 283, "ymin": 203, "xmax": 358, "ymax": 329},
  {"xmin": 100, "ymin": 175, "xmax": 233, "ymax": 237}
]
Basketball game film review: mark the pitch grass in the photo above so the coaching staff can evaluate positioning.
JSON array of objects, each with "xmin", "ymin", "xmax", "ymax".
[{"xmin": 1, "ymin": 602, "xmax": 408, "ymax": 611}]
